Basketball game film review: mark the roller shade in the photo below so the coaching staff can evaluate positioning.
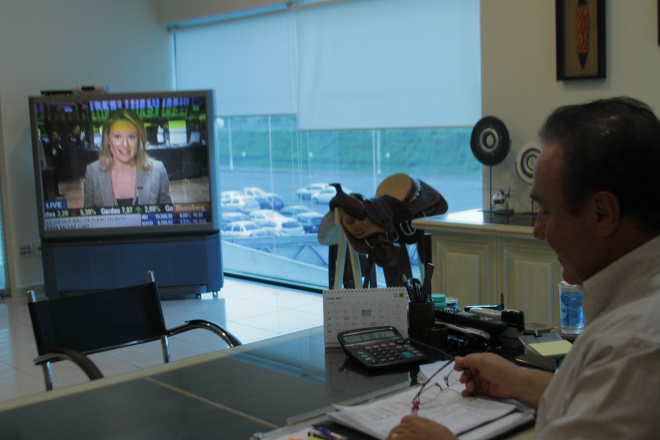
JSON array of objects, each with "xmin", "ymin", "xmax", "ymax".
[
  {"xmin": 174, "ymin": 12, "xmax": 298, "ymax": 116},
  {"xmin": 173, "ymin": 0, "xmax": 480, "ymax": 129},
  {"xmin": 296, "ymin": 0, "xmax": 481, "ymax": 130}
]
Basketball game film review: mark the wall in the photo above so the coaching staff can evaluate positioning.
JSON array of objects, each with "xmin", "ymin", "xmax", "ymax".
[
  {"xmin": 0, "ymin": 0, "xmax": 174, "ymax": 296},
  {"xmin": 481, "ymin": 0, "xmax": 660, "ymax": 212}
]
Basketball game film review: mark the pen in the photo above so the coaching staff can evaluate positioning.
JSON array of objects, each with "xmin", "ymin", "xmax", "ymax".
[
  {"xmin": 412, "ymin": 279, "xmax": 423, "ymax": 303},
  {"xmin": 308, "ymin": 431, "xmax": 333, "ymax": 440},
  {"xmin": 421, "ymin": 263, "xmax": 434, "ymax": 301},
  {"xmin": 403, "ymin": 274, "xmax": 414, "ymax": 303},
  {"xmin": 316, "ymin": 427, "xmax": 348, "ymax": 440}
]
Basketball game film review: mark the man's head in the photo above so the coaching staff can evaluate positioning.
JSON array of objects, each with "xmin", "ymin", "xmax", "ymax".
[
  {"xmin": 532, "ymin": 97, "xmax": 660, "ymax": 284},
  {"xmin": 539, "ymin": 97, "xmax": 660, "ymax": 231}
]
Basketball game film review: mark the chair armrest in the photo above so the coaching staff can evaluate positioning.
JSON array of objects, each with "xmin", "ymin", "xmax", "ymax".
[
  {"xmin": 167, "ymin": 320, "xmax": 242, "ymax": 347},
  {"xmin": 34, "ymin": 348, "xmax": 104, "ymax": 381}
]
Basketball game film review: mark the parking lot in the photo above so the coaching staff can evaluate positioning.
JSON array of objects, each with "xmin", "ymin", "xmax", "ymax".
[{"xmin": 217, "ymin": 167, "xmax": 481, "ymax": 286}]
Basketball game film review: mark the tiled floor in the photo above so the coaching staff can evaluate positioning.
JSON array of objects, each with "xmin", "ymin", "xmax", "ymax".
[{"xmin": 0, "ymin": 277, "xmax": 323, "ymax": 403}]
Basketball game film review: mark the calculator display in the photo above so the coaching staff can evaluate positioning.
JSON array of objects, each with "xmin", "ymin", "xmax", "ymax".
[{"xmin": 342, "ymin": 329, "xmax": 397, "ymax": 344}]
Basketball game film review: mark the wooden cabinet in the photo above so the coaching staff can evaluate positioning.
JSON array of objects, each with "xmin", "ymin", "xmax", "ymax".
[
  {"xmin": 498, "ymin": 236, "xmax": 562, "ymax": 326},
  {"xmin": 413, "ymin": 210, "xmax": 562, "ymax": 327}
]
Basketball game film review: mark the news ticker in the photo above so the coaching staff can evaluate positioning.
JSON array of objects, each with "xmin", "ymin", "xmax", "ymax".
[{"xmin": 43, "ymin": 202, "xmax": 212, "ymax": 230}]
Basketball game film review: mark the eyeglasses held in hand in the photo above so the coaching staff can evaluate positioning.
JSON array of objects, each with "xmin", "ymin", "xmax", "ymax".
[{"xmin": 411, "ymin": 359, "xmax": 459, "ymax": 414}]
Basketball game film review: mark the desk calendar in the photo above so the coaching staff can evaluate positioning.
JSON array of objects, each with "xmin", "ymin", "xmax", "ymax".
[{"xmin": 323, "ymin": 288, "xmax": 409, "ymax": 346}]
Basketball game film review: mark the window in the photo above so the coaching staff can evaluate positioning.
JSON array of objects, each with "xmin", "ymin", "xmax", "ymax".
[
  {"xmin": 0, "ymin": 181, "xmax": 6, "ymax": 296},
  {"xmin": 214, "ymin": 115, "xmax": 480, "ymax": 287},
  {"xmin": 173, "ymin": 0, "xmax": 482, "ymax": 289}
]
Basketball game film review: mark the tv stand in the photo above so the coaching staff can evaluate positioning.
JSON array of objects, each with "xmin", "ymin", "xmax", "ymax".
[{"xmin": 41, "ymin": 233, "xmax": 223, "ymax": 299}]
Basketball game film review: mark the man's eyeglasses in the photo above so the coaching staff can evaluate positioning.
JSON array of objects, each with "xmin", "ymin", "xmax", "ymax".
[{"xmin": 411, "ymin": 359, "xmax": 460, "ymax": 414}]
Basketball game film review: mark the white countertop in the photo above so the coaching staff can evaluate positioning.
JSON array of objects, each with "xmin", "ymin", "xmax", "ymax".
[{"xmin": 412, "ymin": 209, "xmax": 537, "ymax": 237}]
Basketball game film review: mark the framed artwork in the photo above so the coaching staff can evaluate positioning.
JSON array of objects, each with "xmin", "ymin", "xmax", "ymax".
[{"xmin": 556, "ymin": 0, "xmax": 606, "ymax": 80}]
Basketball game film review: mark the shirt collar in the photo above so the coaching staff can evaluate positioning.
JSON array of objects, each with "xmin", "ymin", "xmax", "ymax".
[{"xmin": 582, "ymin": 234, "xmax": 660, "ymax": 324}]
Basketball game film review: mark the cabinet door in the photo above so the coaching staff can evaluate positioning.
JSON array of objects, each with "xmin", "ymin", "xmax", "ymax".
[
  {"xmin": 433, "ymin": 235, "xmax": 496, "ymax": 307},
  {"xmin": 499, "ymin": 240, "xmax": 562, "ymax": 326}
]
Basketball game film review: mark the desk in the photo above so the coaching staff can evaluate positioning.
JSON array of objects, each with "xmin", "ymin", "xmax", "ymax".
[
  {"xmin": 0, "ymin": 326, "xmax": 539, "ymax": 439},
  {"xmin": 0, "ymin": 327, "xmax": 416, "ymax": 440}
]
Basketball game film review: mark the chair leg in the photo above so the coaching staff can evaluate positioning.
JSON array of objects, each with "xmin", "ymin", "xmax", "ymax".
[
  {"xmin": 42, "ymin": 362, "xmax": 54, "ymax": 391},
  {"xmin": 160, "ymin": 335, "xmax": 171, "ymax": 363}
]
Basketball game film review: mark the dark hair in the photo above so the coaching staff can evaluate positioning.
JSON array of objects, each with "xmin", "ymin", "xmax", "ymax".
[{"xmin": 539, "ymin": 96, "xmax": 660, "ymax": 231}]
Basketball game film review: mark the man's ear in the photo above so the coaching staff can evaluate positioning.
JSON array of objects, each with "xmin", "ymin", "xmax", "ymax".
[{"xmin": 591, "ymin": 191, "xmax": 620, "ymax": 237}]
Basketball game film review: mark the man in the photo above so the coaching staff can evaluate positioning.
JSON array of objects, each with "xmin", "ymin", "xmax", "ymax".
[
  {"xmin": 388, "ymin": 97, "xmax": 660, "ymax": 439},
  {"xmin": 46, "ymin": 129, "xmax": 65, "ymax": 197}
]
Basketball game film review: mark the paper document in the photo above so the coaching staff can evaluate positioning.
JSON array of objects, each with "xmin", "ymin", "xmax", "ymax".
[
  {"xmin": 529, "ymin": 340, "xmax": 573, "ymax": 357},
  {"xmin": 327, "ymin": 362, "xmax": 520, "ymax": 439}
]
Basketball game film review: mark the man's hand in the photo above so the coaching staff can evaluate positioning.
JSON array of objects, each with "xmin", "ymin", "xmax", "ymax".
[
  {"xmin": 387, "ymin": 415, "xmax": 457, "ymax": 440},
  {"xmin": 455, "ymin": 352, "xmax": 552, "ymax": 409}
]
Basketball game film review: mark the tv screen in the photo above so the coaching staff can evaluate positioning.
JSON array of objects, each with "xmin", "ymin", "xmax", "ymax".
[{"xmin": 29, "ymin": 90, "xmax": 219, "ymax": 240}]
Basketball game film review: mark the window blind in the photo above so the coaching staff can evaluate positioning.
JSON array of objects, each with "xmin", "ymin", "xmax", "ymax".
[
  {"xmin": 174, "ymin": 12, "xmax": 298, "ymax": 116},
  {"xmin": 173, "ymin": 0, "xmax": 480, "ymax": 130},
  {"xmin": 296, "ymin": 0, "xmax": 481, "ymax": 130}
]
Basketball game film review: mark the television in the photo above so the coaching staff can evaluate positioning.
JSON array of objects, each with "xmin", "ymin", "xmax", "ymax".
[{"xmin": 29, "ymin": 90, "xmax": 219, "ymax": 241}]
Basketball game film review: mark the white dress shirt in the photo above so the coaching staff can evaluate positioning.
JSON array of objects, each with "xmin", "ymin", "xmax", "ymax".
[{"xmin": 535, "ymin": 235, "xmax": 660, "ymax": 438}]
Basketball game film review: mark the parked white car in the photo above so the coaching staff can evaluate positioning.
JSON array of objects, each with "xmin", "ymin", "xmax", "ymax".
[
  {"xmin": 248, "ymin": 209, "xmax": 290, "ymax": 226},
  {"xmin": 262, "ymin": 217, "xmax": 305, "ymax": 236},
  {"xmin": 221, "ymin": 212, "xmax": 250, "ymax": 227},
  {"xmin": 280, "ymin": 205, "xmax": 312, "ymax": 217},
  {"xmin": 221, "ymin": 221, "xmax": 271, "ymax": 238},
  {"xmin": 243, "ymin": 187, "xmax": 269, "ymax": 198},
  {"xmin": 220, "ymin": 190, "xmax": 243, "ymax": 200},
  {"xmin": 295, "ymin": 183, "xmax": 329, "ymax": 200},
  {"xmin": 295, "ymin": 211, "xmax": 324, "ymax": 233},
  {"xmin": 311, "ymin": 186, "xmax": 351, "ymax": 204},
  {"xmin": 221, "ymin": 194, "xmax": 260, "ymax": 213},
  {"xmin": 243, "ymin": 187, "xmax": 285, "ymax": 210}
]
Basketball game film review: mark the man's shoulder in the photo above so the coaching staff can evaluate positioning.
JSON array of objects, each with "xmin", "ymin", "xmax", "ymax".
[{"xmin": 579, "ymin": 294, "xmax": 660, "ymax": 358}]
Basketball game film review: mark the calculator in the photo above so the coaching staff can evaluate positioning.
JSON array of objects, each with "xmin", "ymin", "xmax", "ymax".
[{"xmin": 337, "ymin": 326, "xmax": 428, "ymax": 369}]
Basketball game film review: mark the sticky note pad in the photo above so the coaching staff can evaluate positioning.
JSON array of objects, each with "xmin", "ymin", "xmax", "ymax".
[{"xmin": 529, "ymin": 340, "xmax": 573, "ymax": 357}]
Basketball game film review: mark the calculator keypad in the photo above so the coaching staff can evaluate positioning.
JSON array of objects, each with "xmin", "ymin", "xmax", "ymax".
[{"xmin": 351, "ymin": 341, "xmax": 426, "ymax": 367}]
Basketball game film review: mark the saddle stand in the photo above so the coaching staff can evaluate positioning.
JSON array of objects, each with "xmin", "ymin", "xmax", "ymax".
[{"xmin": 330, "ymin": 207, "xmax": 364, "ymax": 289}]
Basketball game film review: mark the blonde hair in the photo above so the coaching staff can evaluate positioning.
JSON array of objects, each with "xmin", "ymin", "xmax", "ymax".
[{"xmin": 98, "ymin": 109, "xmax": 151, "ymax": 171}]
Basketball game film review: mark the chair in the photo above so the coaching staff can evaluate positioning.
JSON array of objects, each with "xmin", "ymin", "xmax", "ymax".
[{"xmin": 27, "ymin": 270, "xmax": 241, "ymax": 391}]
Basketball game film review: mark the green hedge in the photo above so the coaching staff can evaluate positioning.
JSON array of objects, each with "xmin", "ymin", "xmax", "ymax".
[{"xmin": 216, "ymin": 116, "xmax": 479, "ymax": 176}]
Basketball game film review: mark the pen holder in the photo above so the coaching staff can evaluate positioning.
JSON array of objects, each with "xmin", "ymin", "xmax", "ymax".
[
  {"xmin": 424, "ymin": 324, "xmax": 449, "ymax": 348},
  {"xmin": 408, "ymin": 301, "xmax": 435, "ymax": 341}
]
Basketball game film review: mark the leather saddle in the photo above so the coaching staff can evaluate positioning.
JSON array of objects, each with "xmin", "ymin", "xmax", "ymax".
[{"xmin": 326, "ymin": 174, "xmax": 448, "ymax": 273}]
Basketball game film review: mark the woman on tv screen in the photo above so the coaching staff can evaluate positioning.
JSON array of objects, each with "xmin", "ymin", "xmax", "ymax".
[{"xmin": 83, "ymin": 109, "xmax": 172, "ymax": 208}]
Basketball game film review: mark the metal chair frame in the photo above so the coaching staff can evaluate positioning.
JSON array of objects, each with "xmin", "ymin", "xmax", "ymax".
[{"xmin": 27, "ymin": 270, "xmax": 241, "ymax": 391}]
